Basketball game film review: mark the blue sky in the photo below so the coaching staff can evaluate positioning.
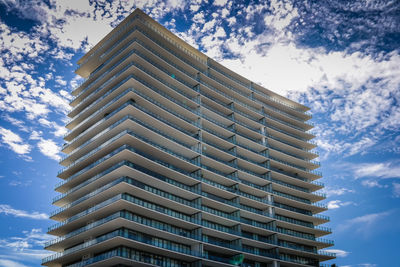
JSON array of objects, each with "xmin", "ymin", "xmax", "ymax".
[{"xmin": 0, "ymin": 0, "xmax": 399, "ymax": 266}]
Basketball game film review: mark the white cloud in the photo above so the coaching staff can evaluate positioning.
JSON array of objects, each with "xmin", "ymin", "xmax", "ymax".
[
  {"xmin": 337, "ymin": 210, "xmax": 392, "ymax": 234},
  {"xmin": 54, "ymin": 76, "xmax": 67, "ymax": 86},
  {"xmin": 324, "ymin": 187, "xmax": 355, "ymax": 197},
  {"xmin": 28, "ymin": 130, "xmax": 42, "ymax": 140},
  {"xmin": 213, "ymin": 0, "xmax": 228, "ymax": 6},
  {"xmin": 0, "ymin": 259, "xmax": 30, "ymax": 267},
  {"xmin": 2, "ymin": 115, "xmax": 29, "ymax": 132},
  {"xmin": 0, "ymin": 205, "xmax": 48, "ymax": 220},
  {"xmin": 264, "ymin": 0, "xmax": 299, "ymax": 32},
  {"xmin": 0, "ymin": 127, "xmax": 31, "ymax": 155},
  {"xmin": 37, "ymin": 138, "xmax": 61, "ymax": 161},
  {"xmin": 37, "ymin": 119, "xmax": 67, "ymax": 138},
  {"xmin": 324, "ymin": 249, "xmax": 350, "ymax": 258},
  {"xmin": 0, "ymin": 228, "xmax": 53, "ymax": 265},
  {"xmin": 214, "ymin": 27, "xmax": 226, "ymax": 38},
  {"xmin": 190, "ymin": 4, "xmax": 200, "ymax": 12},
  {"xmin": 393, "ymin": 183, "xmax": 400, "ymax": 198},
  {"xmin": 327, "ymin": 200, "xmax": 355, "ymax": 209},
  {"xmin": 361, "ymin": 180, "xmax": 388, "ymax": 188},
  {"xmin": 352, "ymin": 161, "xmax": 400, "ymax": 179}
]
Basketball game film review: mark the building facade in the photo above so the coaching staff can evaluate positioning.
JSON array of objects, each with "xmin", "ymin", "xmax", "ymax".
[{"xmin": 43, "ymin": 8, "xmax": 335, "ymax": 267}]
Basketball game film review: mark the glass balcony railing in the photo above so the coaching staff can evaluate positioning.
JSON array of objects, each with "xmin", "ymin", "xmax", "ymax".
[
  {"xmin": 271, "ymin": 178, "xmax": 309, "ymax": 193},
  {"xmin": 241, "ymin": 245, "xmax": 278, "ymax": 259},
  {"xmin": 270, "ymin": 167, "xmax": 324, "ymax": 187},
  {"xmin": 275, "ymin": 201, "xmax": 330, "ymax": 221},
  {"xmin": 240, "ymin": 217, "xmax": 275, "ymax": 232},
  {"xmin": 270, "ymin": 156, "xmax": 322, "ymax": 176},
  {"xmin": 204, "ymin": 104, "xmax": 264, "ymax": 135},
  {"xmin": 208, "ymin": 64, "xmax": 308, "ymax": 115},
  {"xmin": 135, "ymin": 38, "xmax": 196, "ymax": 80},
  {"xmin": 132, "ymin": 99, "xmax": 198, "ymax": 138},
  {"xmin": 237, "ymin": 191, "xmax": 273, "ymax": 206},
  {"xmin": 239, "ymin": 203, "xmax": 267, "ymax": 217},
  {"xmin": 73, "ymin": 49, "xmax": 138, "ymax": 108},
  {"xmin": 274, "ymin": 202, "xmax": 312, "ymax": 216},
  {"xmin": 237, "ymin": 166, "xmax": 267, "ymax": 181},
  {"xmin": 202, "ymin": 114, "xmax": 263, "ymax": 145},
  {"xmin": 277, "ymin": 227, "xmax": 334, "ymax": 246},
  {"xmin": 200, "ymin": 164, "xmax": 234, "ymax": 180},
  {"xmin": 236, "ymin": 142, "xmax": 261, "ymax": 154},
  {"xmin": 273, "ymin": 190, "xmax": 327, "ymax": 209},
  {"xmin": 138, "ymin": 25, "xmax": 205, "ymax": 73},
  {"xmin": 64, "ymin": 97, "xmax": 133, "ymax": 145},
  {"xmin": 202, "ymin": 153, "xmax": 235, "ymax": 168},
  {"xmin": 199, "ymin": 79, "xmax": 263, "ymax": 116},
  {"xmin": 45, "ymin": 212, "xmax": 120, "ymax": 248},
  {"xmin": 61, "ymin": 129, "xmax": 198, "ymax": 175},
  {"xmin": 279, "ymin": 253, "xmax": 319, "ymax": 266},
  {"xmin": 67, "ymin": 86, "xmax": 136, "ymax": 136},
  {"xmin": 76, "ymin": 14, "xmax": 140, "ymax": 69},
  {"xmin": 236, "ymin": 154, "xmax": 266, "ymax": 168},
  {"xmin": 273, "ymin": 190, "xmax": 311, "ymax": 204},
  {"xmin": 206, "ymin": 72, "xmax": 312, "ymax": 126},
  {"xmin": 277, "ymin": 227, "xmax": 315, "ymax": 241},
  {"xmin": 72, "ymin": 59, "xmax": 135, "ymax": 112},
  {"xmin": 129, "ymin": 85, "xmax": 198, "ymax": 126},
  {"xmin": 202, "ymin": 95, "xmax": 319, "ymax": 162},
  {"xmin": 200, "ymin": 177, "xmax": 236, "ymax": 193},
  {"xmin": 201, "ymin": 205, "xmax": 239, "ymax": 221},
  {"xmin": 43, "ymin": 228, "xmax": 196, "ymax": 264},
  {"xmin": 201, "ymin": 191, "xmax": 238, "ymax": 207},
  {"xmin": 239, "ymin": 178, "xmax": 271, "ymax": 192},
  {"xmin": 201, "ymin": 138, "xmax": 235, "ymax": 156},
  {"xmin": 51, "ymin": 176, "xmax": 197, "ymax": 218},
  {"xmin": 269, "ymin": 144, "xmax": 319, "ymax": 165},
  {"xmin": 59, "ymin": 141, "xmax": 199, "ymax": 185},
  {"xmin": 48, "ymin": 194, "xmax": 122, "ymax": 232},
  {"xmin": 64, "ymin": 246, "xmax": 190, "ymax": 267},
  {"xmin": 275, "ymin": 214, "xmax": 331, "ymax": 233},
  {"xmin": 267, "ymin": 123, "xmax": 315, "ymax": 144},
  {"xmin": 133, "ymin": 48, "xmax": 195, "ymax": 95},
  {"xmin": 201, "ymin": 220, "xmax": 240, "ymax": 236},
  {"xmin": 73, "ymin": 47, "xmax": 198, "ymax": 125},
  {"xmin": 48, "ymin": 192, "xmax": 198, "ymax": 233}
]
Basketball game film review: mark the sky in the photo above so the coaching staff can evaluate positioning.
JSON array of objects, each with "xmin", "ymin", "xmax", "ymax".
[{"xmin": 0, "ymin": 0, "xmax": 399, "ymax": 266}]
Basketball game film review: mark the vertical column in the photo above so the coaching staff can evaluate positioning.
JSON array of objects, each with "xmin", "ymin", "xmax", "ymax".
[
  {"xmin": 231, "ymin": 238, "xmax": 242, "ymax": 252},
  {"xmin": 228, "ymin": 145, "xmax": 237, "ymax": 156},
  {"xmin": 229, "ymin": 183, "xmax": 239, "ymax": 193},
  {"xmin": 268, "ymin": 192, "xmax": 275, "ymax": 216},
  {"xmin": 229, "ymin": 122, "xmax": 236, "ymax": 133},
  {"xmin": 232, "ymin": 223, "xmax": 241, "ymax": 236},
  {"xmin": 229, "ymin": 158, "xmax": 238, "ymax": 169},
  {"xmin": 192, "ymin": 182, "xmax": 202, "ymax": 195},
  {"xmin": 196, "ymin": 72, "xmax": 201, "ymax": 82},
  {"xmin": 191, "ymin": 225, "xmax": 203, "ymax": 259},
  {"xmin": 192, "ymin": 155, "xmax": 201, "ymax": 166},
  {"xmin": 228, "ymin": 101, "xmax": 234, "ymax": 112},
  {"xmin": 232, "ymin": 209, "xmax": 241, "ymax": 221},
  {"xmin": 230, "ymin": 170, "xmax": 239, "ymax": 182}
]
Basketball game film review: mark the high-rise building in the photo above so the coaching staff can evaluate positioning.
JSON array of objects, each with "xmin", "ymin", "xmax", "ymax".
[{"xmin": 43, "ymin": 8, "xmax": 335, "ymax": 267}]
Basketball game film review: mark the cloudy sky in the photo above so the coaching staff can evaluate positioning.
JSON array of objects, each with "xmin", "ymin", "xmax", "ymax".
[{"xmin": 0, "ymin": 0, "xmax": 399, "ymax": 266}]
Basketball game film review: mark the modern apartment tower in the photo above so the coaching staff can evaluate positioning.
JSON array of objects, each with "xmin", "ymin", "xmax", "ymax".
[{"xmin": 43, "ymin": 8, "xmax": 335, "ymax": 267}]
